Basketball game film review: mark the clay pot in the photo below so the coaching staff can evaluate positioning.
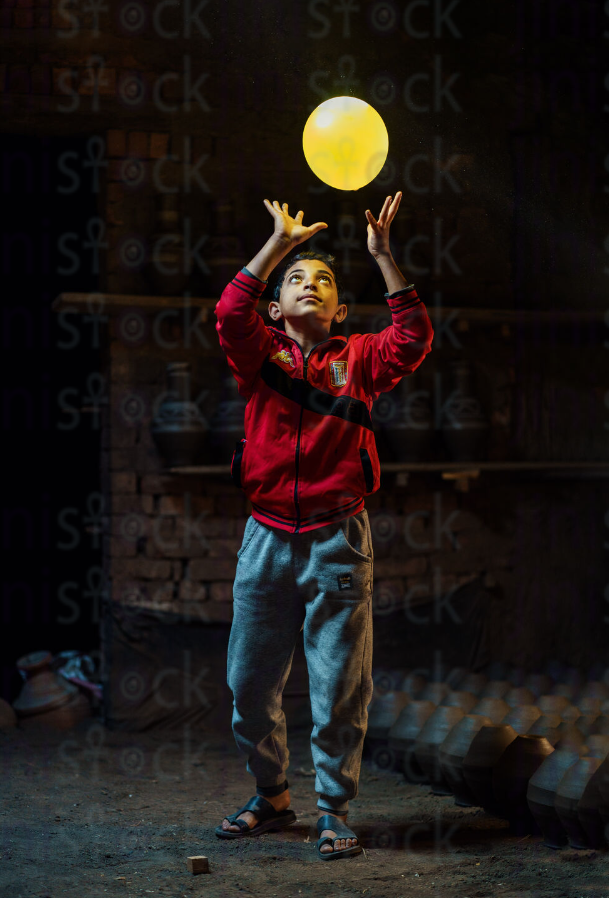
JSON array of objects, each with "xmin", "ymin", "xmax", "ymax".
[
  {"xmin": 462, "ymin": 724, "xmax": 518, "ymax": 814},
  {"xmin": 441, "ymin": 691, "xmax": 478, "ymax": 714},
  {"xmin": 593, "ymin": 756, "xmax": 609, "ymax": 834},
  {"xmin": 586, "ymin": 734, "xmax": 609, "ymax": 759},
  {"xmin": 560, "ymin": 704, "xmax": 581, "ymax": 723},
  {"xmin": 555, "ymin": 756, "xmax": 603, "ymax": 849},
  {"xmin": 401, "ymin": 672, "xmax": 427, "ymax": 699},
  {"xmin": 596, "ymin": 716, "xmax": 609, "ymax": 736},
  {"xmin": 419, "ymin": 682, "xmax": 450, "ymax": 704},
  {"xmin": 414, "ymin": 706, "xmax": 465, "ymax": 795},
  {"xmin": 13, "ymin": 651, "xmax": 79, "ymax": 717},
  {"xmin": 538, "ymin": 694, "xmax": 570, "ymax": 715},
  {"xmin": 366, "ymin": 691, "xmax": 411, "ymax": 740},
  {"xmin": 492, "ymin": 735, "xmax": 555, "ymax": 834},
  {"xmin": 471, "ymin": 697, "xmax": 510, "ymax": 725},
  {"xmin": 373, "ymin": 668, "xmax": 409, "ymax": 695},
  {"xmin": 578, "ymin": 714, "xmax": 600, "ymax": 738},
  {"xmin": 505, "ymin": 687, "xmax": 536, "ymax": 708},
  {"xmin": 578, "ymin": 696, "xmax": 603, "ymax": 715},
  {"xmin": 525, "ymin": 673, "xmax": 553, "ymax": 696},
  {"xmin": 0, "ymin": 697, "xmax": 17, "ymax": 729},
  {"xmin": 388, "ymin": 700, "xmax": 436, "ymax": 784},
  {"xmin": 445, "ymin": 667, "xmax": 468, "ymax": 689},
  {"xmin": 440, "ymin": 360, "xmax": 489, "ymax": 461},
  {"xmin": 578, "ymin": 682, "xmax": 609, "ymax": 702},
  {"xmin": 555, "ymin": 725, "xmax": 586, "ymax": 753},
  {"xmin": 526, "ymin": 746, "xmax": 584, "ymax": 848},
  {"xmin": 208, "ymin": 374, "xmax": 248, "ymax": 463},
  {"xmin": 19, "ymin": 689, "xmax": 91, "ymax": 731},
  {"xmin": 438, "ymin": 714, "xmax": 493, "ymax": 807},
  {"xmin": 151, "ymin": 362, "xmax": 208, "ymax": 468},
  {"xmin": 502, "ymin": 705, "xmax": 542, "ymax": 734},
  {"xmin": 577, "ymin": 762, "xmax": 609, "ymax": 849},
  {"xmin": 551, "ymin": 682, "xmax": 578, "ymax": 702},
  {"xmin": 480, "ymin": 680, "xmax": 511, "ymax": 699},
  {"xmin": 527, "ymin": 714, "xmax": 562, "ymax": 745},
  {"xmin": 459, "ymin": 672, "xmax": 488, "ymax": 696}
]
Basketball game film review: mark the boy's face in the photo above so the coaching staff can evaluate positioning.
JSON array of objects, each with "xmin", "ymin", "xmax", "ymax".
[{"xmin": 268, "ymin": 258, "xmax": 347, "ymax": 330}]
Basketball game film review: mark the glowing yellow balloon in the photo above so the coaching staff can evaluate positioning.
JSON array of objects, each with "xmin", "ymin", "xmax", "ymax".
[{"xmin": 302, "ymin": 96, "xmax": 389, "ymax": 191}]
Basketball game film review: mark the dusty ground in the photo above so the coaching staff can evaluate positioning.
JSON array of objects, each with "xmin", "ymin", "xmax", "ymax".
[{"xmin": 1, "ymin": 719, "xmax": 608, "ymax": 898}]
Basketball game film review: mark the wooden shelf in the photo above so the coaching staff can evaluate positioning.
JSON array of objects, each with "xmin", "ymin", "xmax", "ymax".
[
  {"xmin": 162, "ymin": 460, "xmax": 608, "ymax": 492},
  {"xmin": 52, "ymin": 292, "xmax": 604, "ymax": 324}
]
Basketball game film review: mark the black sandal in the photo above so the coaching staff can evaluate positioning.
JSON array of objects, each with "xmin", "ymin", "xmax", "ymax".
[
  {"xmin": 215, "ymin": 795, "xmax": 296, "ymax": 839},
  {"xmin": 316, "ymin": 814, "xmax": 363, "ymax": 860}
]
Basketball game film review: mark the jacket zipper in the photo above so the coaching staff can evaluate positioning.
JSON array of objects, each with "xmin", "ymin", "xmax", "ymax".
[{"xmin": 288, "ymin": 336, "xmax": 332, "ymax": 534}]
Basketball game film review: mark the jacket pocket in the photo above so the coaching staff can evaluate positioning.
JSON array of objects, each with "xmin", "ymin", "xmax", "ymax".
[
  {"xmin": 231, "ymin": 438, "xmax": 246, "ymax": 490},
  {"xmin": 359, "ymin": 447, "xmax": 374, "ymax": 493}
]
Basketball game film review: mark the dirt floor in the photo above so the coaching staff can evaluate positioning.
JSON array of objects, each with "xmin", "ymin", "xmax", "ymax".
[{"xmin": 1, "ymin": 719, "xmax": 608, "ymax": 898}]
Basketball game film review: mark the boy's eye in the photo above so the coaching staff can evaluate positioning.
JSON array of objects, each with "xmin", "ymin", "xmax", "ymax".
[{"xmin": 290, "ymin": 274, "xmax": 330, "ymax": 282}]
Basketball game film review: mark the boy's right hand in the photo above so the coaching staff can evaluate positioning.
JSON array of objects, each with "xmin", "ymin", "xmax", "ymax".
[{"xmin": 263, "ymin": 199, "xmax": 328, "ymax": 247}]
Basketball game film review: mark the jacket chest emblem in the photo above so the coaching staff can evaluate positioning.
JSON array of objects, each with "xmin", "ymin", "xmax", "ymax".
[
  {"xmin": 271, "ymin": 349, "xmax": 296, "ymax": 368},
  {"xmin": 329, "ymin": 360, "xmax": 349, "ymax": 387}
]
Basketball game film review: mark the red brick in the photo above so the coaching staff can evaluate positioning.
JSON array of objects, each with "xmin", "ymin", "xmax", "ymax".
[
  {"xmin": 107, "ymin": 129, "xmax": 126, "ymax": 157},
  {"xmin": 175, "ymin": 514, "xmax": 233, "ymax": 538},
  {"xmin": 111, "ymin": 472, "xmax": 137, "ymax": 494},
  {"xmin": 34, "ymin": 9, "xmax": 50, "ymax": 28},
  {"xmin": 175, "ymin": 600, "xmax": 232, "ymax": 623},
  {"xmin": 111, "ymin": 494, "xmax": 154, "ymax": 515},
  {"xmin": 128, "ymin": 130, "xmax": 149, "ymax": 159},
  {"xmin": 108, "ymin": 537, "xmax": 137, "ymax": 557},
  {"xmin": 150, "ymin": 132, "xmax": 169, "ymax": 159},
  {"xmin": 78, "ymin": 67, "xmax": 115, "ymax": 97},
  {"xmin": 178, "ymin": 579, "xmax": 207, "ymax": 601},
  {"xmin": 374, "ymin": 556, "xmax": 428, "ymax": 578},
  {"xmin": 110, "ymin": 557, "xmax": 172, "ymax": 580},
  {"xmin": 107, "ymin": 181, "xmax": 125, "ymax": 202},
  {"xmin": 52, "ymin": 67, "xmax": 75, "ymax": 94}
]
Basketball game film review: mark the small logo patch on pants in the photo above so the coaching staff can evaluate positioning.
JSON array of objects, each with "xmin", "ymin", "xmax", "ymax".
[{"xmin": 337, "ymin": 573, "xmax": 353, "ymax": 590}]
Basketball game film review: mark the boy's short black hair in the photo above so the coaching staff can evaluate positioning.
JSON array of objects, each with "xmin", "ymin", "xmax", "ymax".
[{"xmin": 273, "ymin": 250, "xmax": 344, "ymax": 306}]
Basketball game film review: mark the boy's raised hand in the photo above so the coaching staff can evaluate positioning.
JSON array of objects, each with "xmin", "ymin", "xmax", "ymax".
[
  {"xmin": 365, "ymin": 191, "xmax": 402, "ymax": 258},
  {"xmin": 263, "ymin": 199, "xmax": 328, "ymax": 248}
]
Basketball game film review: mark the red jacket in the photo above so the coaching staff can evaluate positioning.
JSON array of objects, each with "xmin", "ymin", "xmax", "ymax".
[{"xmin": 215, "ymin": 268, "xmax": 434, "ymax": 533}]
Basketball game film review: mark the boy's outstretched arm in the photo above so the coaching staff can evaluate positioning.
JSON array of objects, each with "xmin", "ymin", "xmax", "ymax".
[{"xmin": 361, "ymin": 192, "xmax": 434, "ymax": 400}]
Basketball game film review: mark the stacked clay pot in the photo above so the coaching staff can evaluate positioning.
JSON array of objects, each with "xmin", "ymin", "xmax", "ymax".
[
  {"xmin": 527, "ymin": 741, "xmax": 586, "ymax": 847},
  {"xmin": 438, "ymin": 714, "xmax": 493, "ymax": 806},
  {"xmin": 387, "ymin": 700, "xmax": 436, "ymax": 782},
  {"xmin": 462, "ymin": 724, "xmax": 518, "ymax": 816},
  {"xmin": 365, "ymin": 689, "xmax": 410, "ymax": 768},
  {"xmin": 491, "ymin": 734, "xmax": 555, "ymax": 834},
  {"xmin": 555, "ymin": 755, "xmax": 604, "ymax": 849},
  {"xmin": 413, "ymin": 705, "xmax": 465, "ymax": 794}
]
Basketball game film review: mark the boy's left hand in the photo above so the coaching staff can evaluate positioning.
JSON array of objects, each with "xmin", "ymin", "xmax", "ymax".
[{"xmin": 365, "ymin": 191, "xmax": 402, "ymax": 258}]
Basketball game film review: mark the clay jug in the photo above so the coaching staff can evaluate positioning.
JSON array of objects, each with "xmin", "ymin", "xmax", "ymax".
[
  {"xmin": 555, "ymin": 725, "xmax": 586, "ymax": 753},
  {"xmin": 502, "ymin": 704, "xmax": 542, "ymax": 734},
  {"xmin": 505, "ymin": 686, "xmax": 536, "ymax": 708},
  {"xmin": 13, "ymin": 651, "xmax": 78, "ymax": 716},
  {"xmin": 441, "ymin": 691, "xmax": 478, "ymax": 714},
  {"xmin": 151, "ymin": 362, "xmax": 208, "ymax": 468},
  {"xmin": 471, "ymin": 697, "xmax": 510, "ymax": 725},
  {"xmin": 462, "ymin": 724, "xmax": 518, "ymax": 814},
  {"xmin": 388, "ymin": 700, "xmax": 436, "ymax": 784},
  {"xmin": 481, "ymin": 680, "xmax": 511, "ymax": 699},
  {"xmin": 526, "ymin": 745, "xmax": 584, "ymax": 848},
  {"xmin": 492, "ymin": 735, "xmax": 555, "ymax": 834},
  {"xmin": 555, "ymin": 756, "xmax": 603, "ymax": 849},
  {"xmin": 441, "ymin": 360, "xmax": 489, "ymax": 461},
  {"xmin": 384, "ymin": 372, "xmax": 433, "ymax": 462},
  {"xmin": 414, "ymin": 705, "xmax": 465, "ymax": 794},
  {"xmin": 208, "ymin": 373, "xmax": 248, "ymax": 462},
  {"xmin": 438, "ymin": 714, "xmax": 493, "ymax": 807}
]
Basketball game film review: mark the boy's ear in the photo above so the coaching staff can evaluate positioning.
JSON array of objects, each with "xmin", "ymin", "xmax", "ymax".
[{"xmin": 268, "ymin": 300, "xmax": 283, "ymax": 322}]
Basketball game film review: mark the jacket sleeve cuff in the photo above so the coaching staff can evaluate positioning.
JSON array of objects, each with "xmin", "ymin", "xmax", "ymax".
[
  {"xmin": 241, "ymin": 266, "xmax": 268, "ymax": 284},
  {"xmin": 384, "ymin": 284, "xmax": 416, "ymax": 299}
]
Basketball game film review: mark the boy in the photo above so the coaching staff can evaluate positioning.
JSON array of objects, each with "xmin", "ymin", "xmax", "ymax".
[{"xmin": 213, "ymin": 194, "xmax": 434, "ymax": 860}]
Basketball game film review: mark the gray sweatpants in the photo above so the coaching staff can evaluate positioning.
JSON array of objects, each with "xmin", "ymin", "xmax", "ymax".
[{"xmin": 227, "ymin": 509, "xmax": 374, "ymax": 815}]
